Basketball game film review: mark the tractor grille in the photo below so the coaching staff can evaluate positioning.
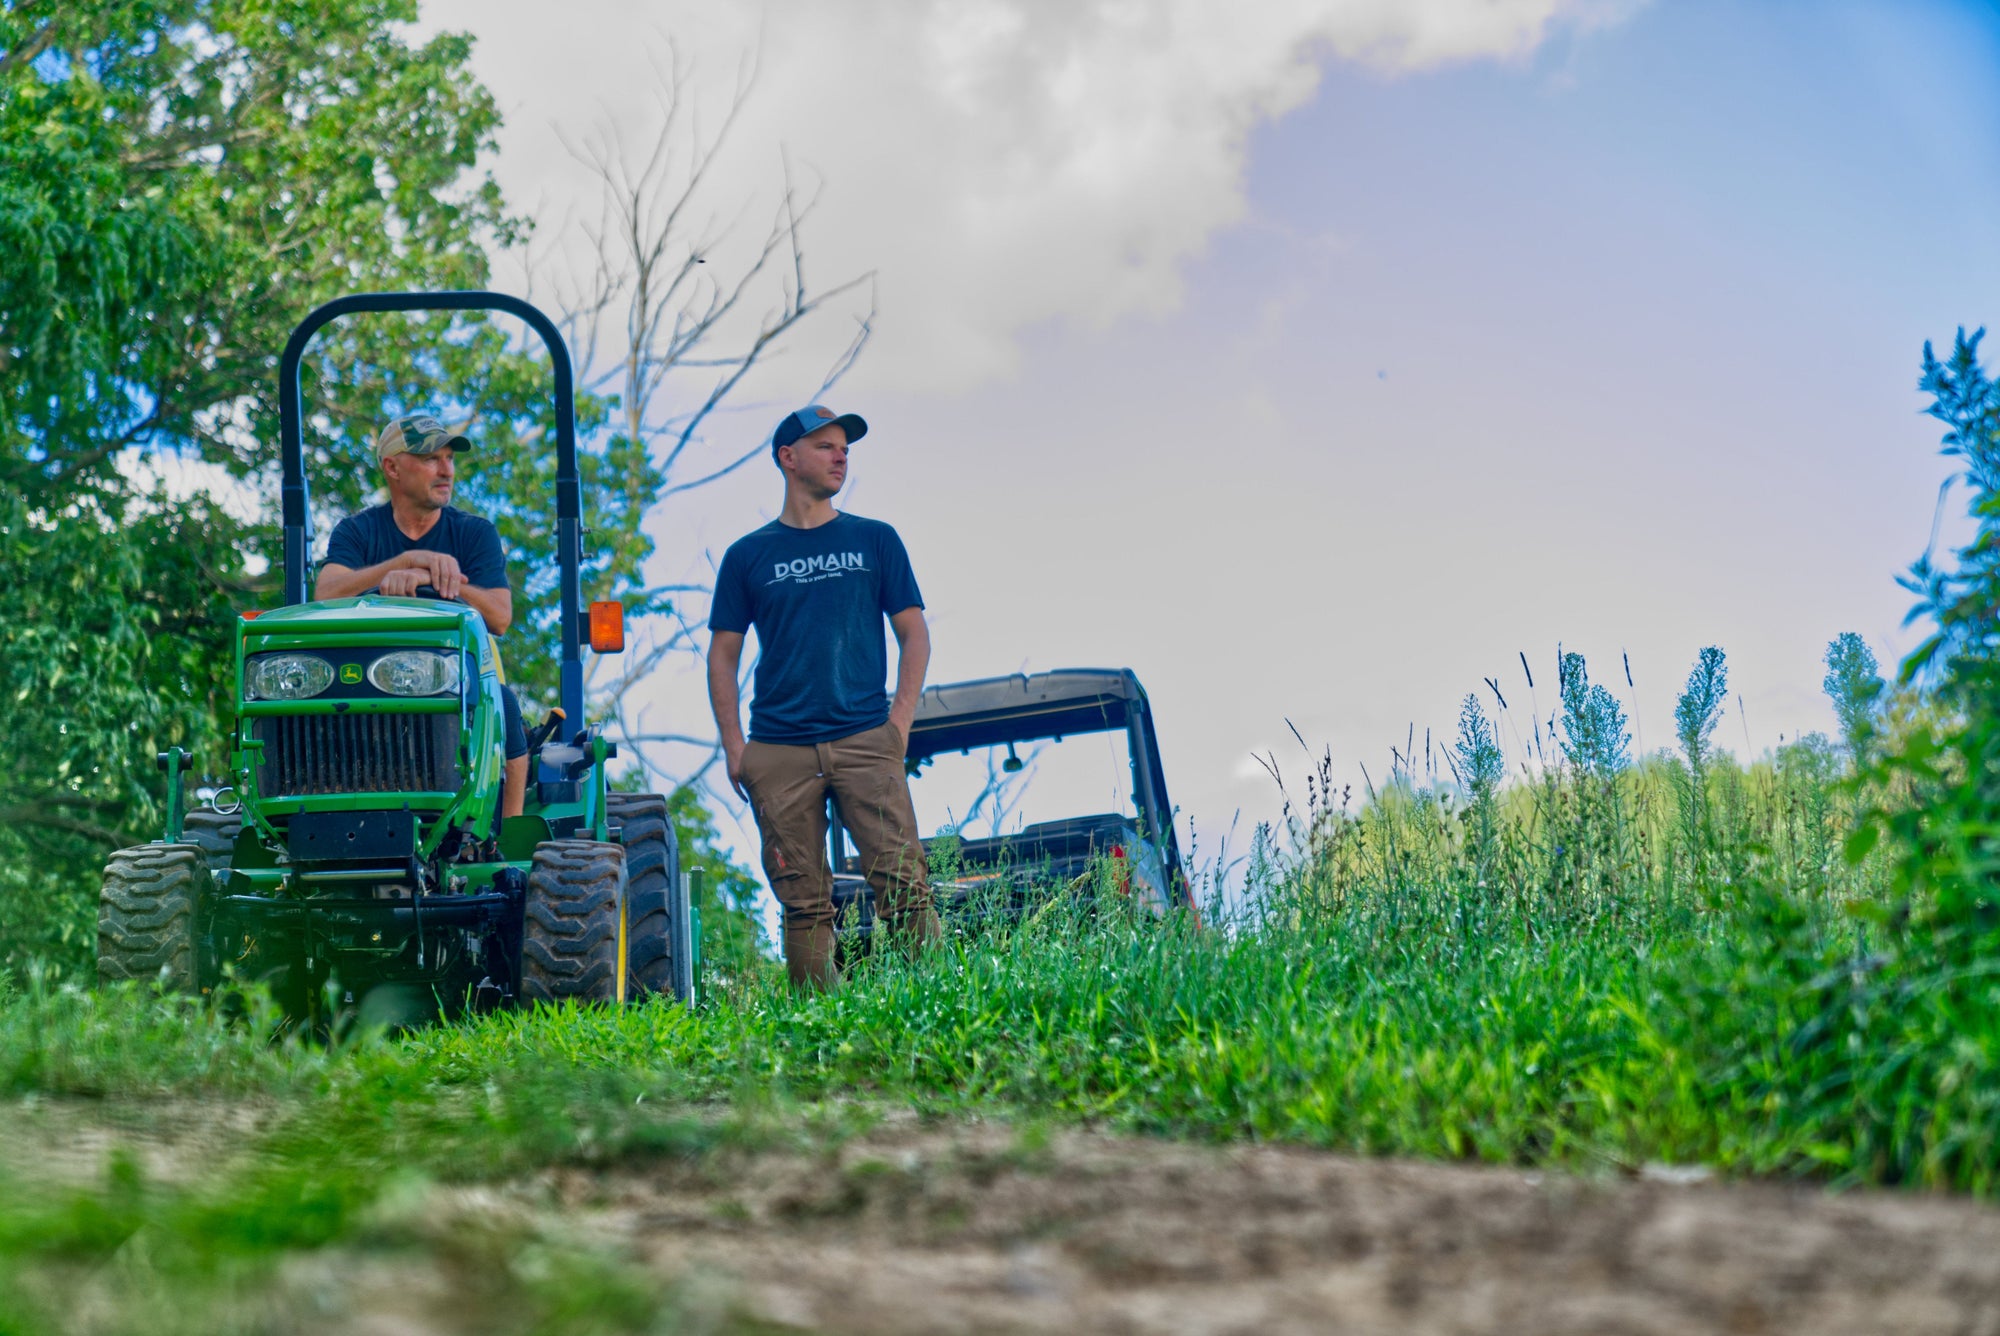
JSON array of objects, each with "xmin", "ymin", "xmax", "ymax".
[{"xmin": 254, "ymin": 713, "xmax": 461, "ymax": 796}]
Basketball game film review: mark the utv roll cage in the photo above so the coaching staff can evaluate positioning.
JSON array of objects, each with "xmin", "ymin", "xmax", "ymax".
[{"xmin": 898, "ymin": 668, "xmax": 1186, "ymax": 899}]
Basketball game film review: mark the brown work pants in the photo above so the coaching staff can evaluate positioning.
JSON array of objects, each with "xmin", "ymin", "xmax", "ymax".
[{"xmin": 741, "ymin": 721, "xmax": 941, "ymax": 989}]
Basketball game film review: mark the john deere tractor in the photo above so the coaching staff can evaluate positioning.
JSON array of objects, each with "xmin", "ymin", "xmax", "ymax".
[{"xmin": 96, "ymin": 292, "xmax": 696, "ymax": 1019}]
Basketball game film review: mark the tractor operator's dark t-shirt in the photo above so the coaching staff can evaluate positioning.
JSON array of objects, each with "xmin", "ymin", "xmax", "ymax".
[
  {"xmin": 325, "ymin": 503, "xmax": 527, "ymax": 761},
  {"xmin": 324, "ymin": 504, "xmax": 508, "ymax": 592},
  {"xmin": 710, "ymin": 512, "xmax": 924, "ymax": 745}
]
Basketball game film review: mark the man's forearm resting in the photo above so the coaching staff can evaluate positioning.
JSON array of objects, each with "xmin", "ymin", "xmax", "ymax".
[
  {"xmin": 314, "ymin": 562, "xmax": 390, "ymax": 600},
  {"xmin": 458, "ymin": 585, "xmax": 511, "ymax": 636},
  {"xmin": 315, "ymin": 561, "xmax": 510, "ymax": 634}
]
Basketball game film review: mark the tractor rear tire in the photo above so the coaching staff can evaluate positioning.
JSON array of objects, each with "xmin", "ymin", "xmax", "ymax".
[
  {"xmin": 606, "ymin": 792, "xmax": 690, "ymax": 1003},
  {"xmin": 519, "ymin": 839, "xmax": 627, "ymax": 1005},
  {"xmin": 99, "ymin": 844, "xmax": 211, "ymax": 992},
  {"xmin": 182, "ymin": 809, "xmax": 242, "ymax": 877}
]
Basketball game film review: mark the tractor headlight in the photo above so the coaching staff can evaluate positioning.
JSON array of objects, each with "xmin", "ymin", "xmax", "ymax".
[
  {"xmin": 246, "ymin": 653, "xmax": 334, "ymax": 701},
  {"xmin": 367, "ymin": 649, "xmax": 461, "ymax": 697}
]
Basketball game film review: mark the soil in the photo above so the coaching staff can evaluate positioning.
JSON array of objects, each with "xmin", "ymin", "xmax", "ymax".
[
  {"xmin": 1, "ymin": 1093, "xmax": 277, "ymax": 1189},
  {"xmin": 15, "ymin": 1100, "xmax": 2000, "ymax": 1333},
  {"xmin": 531, "ymin": 1115, "xmax": 2000, "ymax": 1335}
]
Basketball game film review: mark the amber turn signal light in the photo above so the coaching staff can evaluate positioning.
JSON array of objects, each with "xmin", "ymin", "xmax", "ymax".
[{"xmin": 588, "ymin": 600, "xmax": 625, "ymax": 653}]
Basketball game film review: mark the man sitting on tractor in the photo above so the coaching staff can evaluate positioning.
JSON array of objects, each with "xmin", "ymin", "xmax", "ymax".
[{"xmin": 314, "ymin": 413, "xmax": 532, "ymax": 817}]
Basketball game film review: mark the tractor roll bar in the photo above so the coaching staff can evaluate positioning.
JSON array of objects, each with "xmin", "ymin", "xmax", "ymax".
[{"xmin": 277, "ymin": 292, "xmax": 586, "ymax": 729}]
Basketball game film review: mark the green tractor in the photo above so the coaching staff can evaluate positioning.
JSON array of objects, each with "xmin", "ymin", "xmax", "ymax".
[{"xmin": 96, "ymin": 292, "xmax": 697, "ymax": 1020}]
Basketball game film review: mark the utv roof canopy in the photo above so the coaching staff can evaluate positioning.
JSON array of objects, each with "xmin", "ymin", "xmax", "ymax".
[{"xmin": 906, "ymin": 669, "xmax": 1147, "ymax": 761}]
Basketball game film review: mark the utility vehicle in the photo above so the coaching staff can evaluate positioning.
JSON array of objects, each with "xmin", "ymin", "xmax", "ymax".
[
  {"xmin": 829, "ymin": 668, "xmax": 1192, "ymax": 944},
  {"xmin": 96, "ymin": 292, "xmax": 696, "ymax": 1020}
]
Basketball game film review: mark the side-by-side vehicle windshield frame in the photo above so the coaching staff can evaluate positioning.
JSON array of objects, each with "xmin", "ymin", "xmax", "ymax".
[{"xmin": 838, "ymin": 668, "xmax": 1185, "ymax": 900}]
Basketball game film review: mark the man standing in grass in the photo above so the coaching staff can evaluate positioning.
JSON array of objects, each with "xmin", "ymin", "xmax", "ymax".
[{"xmin": 707, "ymin": 405, "xmax": 941, "ymax": 989}]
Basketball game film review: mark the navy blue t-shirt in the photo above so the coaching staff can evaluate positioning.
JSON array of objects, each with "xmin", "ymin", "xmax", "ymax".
[
  {"xmin": 710, "ymin": 513, "xmax": 924, "ymax": 745},
  {"xmin": 324, "ymin": 504, "xmax": 508, "ymax": 592}
]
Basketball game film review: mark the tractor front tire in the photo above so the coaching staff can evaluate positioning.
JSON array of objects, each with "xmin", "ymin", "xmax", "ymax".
[
  {"xmin": 99, "ymin": 844, "xmax": 212, "ymax": 992},
  {"xmin": 182, "ymin": 809, "xmax": 242, "ymax": 877},
  {"xmin": 606, "ymin": 793, "xmax": 690, "ymax": 1003},
  {"xmin": 519, "ymin": 839, "xmax": 628, "ymax": 1005}
]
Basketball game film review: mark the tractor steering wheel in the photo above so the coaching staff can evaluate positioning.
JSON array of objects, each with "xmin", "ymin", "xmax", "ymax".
[{"xmin": 363, "ymin": 583, "xmax": 459, "ymax": 602}]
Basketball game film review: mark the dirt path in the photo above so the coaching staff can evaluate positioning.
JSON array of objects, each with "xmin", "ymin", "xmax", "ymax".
[
  {"xmin": 14, "ymin": 1099, "xmax": 2000, "ymax": 1333},
  {"xmin": 515, "ymin": 1115, "xmax": 2000, "ymax": 1335}
]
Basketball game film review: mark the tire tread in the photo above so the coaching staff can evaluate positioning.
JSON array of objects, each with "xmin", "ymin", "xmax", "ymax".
[
  {"xmin": 181, "ymin": 809, "xmax": 241, "ymax": 876},
  {"xmin": 98, "ymin": 844, "xmax": 209, "ymax": 990},
  {"xmin": 519, "ymin": 839, "xmax": 626, "ymax": 1004},
  {"xmin": 606, "ymin": 793, "xmax": 685, "ymax": 1001}
]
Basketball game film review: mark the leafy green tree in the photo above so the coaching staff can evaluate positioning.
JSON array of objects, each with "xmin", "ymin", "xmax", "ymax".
[
  {"xmin": 1, "ymin": 2, "xmax": 787, "ymax": 976},
  {"xmin": 665, "ymin": 787, "xmax": 768, "ymax": 981},
  {"xmin": 1, "ymin": 0, "xmax": 510, "ymax": 502},
  {"xmin": 0, "ymin": 0, "xmax": 666, "ymax": 713},
  {"xmin": 1821, "ymin": 632, "xmax": 1882, "ymax": 764},
  {"xmin": 0, "ymin": 487, "xmax": 253, "ymax": 972}
]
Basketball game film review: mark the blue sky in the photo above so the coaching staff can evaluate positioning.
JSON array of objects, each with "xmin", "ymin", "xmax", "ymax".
[
  {"xmin": 838, "ymin": 1, "xmax": 2000, "ymax": 842},
  {"xmin": 426, "ymin": 0, "xmax": 2000, "ymax": 879}
]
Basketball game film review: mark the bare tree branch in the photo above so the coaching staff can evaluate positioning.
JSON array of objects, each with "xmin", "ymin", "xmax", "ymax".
[
  {"xmin": 545, "ymin": 45, "xmax": 876, "ymax": 795},
  {"xmin": 0, "ymin": 802, "xmax": 127, "ymax": 847},
  {"xmin": 0, "ymin": 16, "xmax": 59, "ymax": 81}
]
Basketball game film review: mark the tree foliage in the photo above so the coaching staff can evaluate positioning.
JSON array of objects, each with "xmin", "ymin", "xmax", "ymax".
[
  {"xmin": 0, "ymin": 487, "xmax": 254, "ymax": 970},
  {"xmin": 1, "ymin": 0, "xmax": 510, "ymax": 500},
  {"xmin": 664, "ymin": 786, "xmax": 767, "ymax": 979}
]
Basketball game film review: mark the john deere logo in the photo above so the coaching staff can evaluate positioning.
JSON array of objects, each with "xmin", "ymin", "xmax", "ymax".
[{"xmin": 339, "ymin": 663, "xmax": 363, "ymax": 685}]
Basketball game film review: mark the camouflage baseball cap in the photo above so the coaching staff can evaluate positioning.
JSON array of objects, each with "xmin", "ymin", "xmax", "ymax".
[{"xmin": 375, "ymin": 413, "xmax": 470, "ymax": 462}]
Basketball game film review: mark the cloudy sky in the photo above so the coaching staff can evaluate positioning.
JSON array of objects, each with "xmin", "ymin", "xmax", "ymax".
[{"xmin": 416, "ymin": 0, "xmax": 2000, "ymax": 882}]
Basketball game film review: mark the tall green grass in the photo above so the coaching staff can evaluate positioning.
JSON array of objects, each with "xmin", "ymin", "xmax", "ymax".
[
  {"xmin": 675, "ymin": 727, "xmax": 1917, "ymax": 1183},
  {"xmin": 0, "ymin": 725, "xmax": 1916, "ymax": 1184},
  {"xmin": 0, "ymin": 717, "xmax": 1984, "ymax": 1333}
]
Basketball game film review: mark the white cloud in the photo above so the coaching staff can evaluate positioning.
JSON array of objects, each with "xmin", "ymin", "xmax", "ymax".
[
  {"xmin": 419, "ymin": 0, "xmax": 1622, "ymax": 395},
  {"xmin": 405, "ymin": 0, "xmax": 1638, "ymax": 890}
]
